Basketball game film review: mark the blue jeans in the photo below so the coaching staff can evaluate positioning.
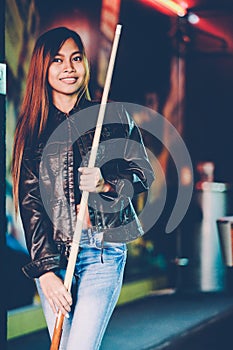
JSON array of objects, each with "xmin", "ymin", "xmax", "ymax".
[{"xmin": 35, "ymin": 230, "xmax": 127, "ymax": 350}]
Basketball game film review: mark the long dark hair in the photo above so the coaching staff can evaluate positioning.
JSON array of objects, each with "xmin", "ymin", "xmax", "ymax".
[{"xmin": 12, "ymin": 27, "xmax": 91, "ymax": 212}]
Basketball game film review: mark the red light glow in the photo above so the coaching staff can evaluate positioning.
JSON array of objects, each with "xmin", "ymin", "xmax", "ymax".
[
  {"xmin": 140, "ymin": 0, "xmax": 188, "ymax": 17},
  {"xmin": 154, "ymin": 0, "xmax": 187, "ymax": 16}
]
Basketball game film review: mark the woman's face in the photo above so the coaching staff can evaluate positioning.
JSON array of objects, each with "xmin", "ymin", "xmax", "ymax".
[{"xmin": 48, "ymin": 38, "xmax": 86, "ymax": 102}]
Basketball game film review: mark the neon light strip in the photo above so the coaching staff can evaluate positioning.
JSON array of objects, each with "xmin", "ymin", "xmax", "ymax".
[{"xmin": 153, "ymin": 0, "xmax": 187, "ymax": 16}]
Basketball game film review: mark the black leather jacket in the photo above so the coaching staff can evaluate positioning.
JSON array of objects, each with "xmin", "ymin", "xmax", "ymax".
[{"xmin": 19, "ymin": 99, "xmax": 155, "ymax": 279}]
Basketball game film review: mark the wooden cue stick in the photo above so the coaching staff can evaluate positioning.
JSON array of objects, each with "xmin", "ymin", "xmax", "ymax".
[{"xmin": 50, "ymin": 24, "xmax": 122, "ymax": 350}]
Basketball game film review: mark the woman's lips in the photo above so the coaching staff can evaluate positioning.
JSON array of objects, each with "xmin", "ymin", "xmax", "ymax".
[{"xmin": 60, "ymin": 77, "xmax": 78, "ymax": 84}]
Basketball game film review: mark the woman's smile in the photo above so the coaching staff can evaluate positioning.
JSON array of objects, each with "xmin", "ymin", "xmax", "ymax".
[{"xmin": 60, "ymin": 76, "xmax": 79, "ymax": 84}]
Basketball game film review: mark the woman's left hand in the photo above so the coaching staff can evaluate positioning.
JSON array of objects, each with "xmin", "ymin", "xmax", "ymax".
[{"xmin": 78, "ymin": 167, "xmax": 106, "ymax": 193}]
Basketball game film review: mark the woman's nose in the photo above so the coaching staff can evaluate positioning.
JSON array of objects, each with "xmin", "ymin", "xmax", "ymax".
[{"xmin": 63, "ymin": 60, "xmax": 75, "ymax": 72}]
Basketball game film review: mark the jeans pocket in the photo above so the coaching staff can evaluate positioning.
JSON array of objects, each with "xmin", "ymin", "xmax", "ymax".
[{"xmin": 102, "ymin": 243, "xmax": 127, "ymax": 260}]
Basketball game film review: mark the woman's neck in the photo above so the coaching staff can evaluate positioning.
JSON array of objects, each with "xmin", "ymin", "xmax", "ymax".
[{"xmin": 52, "ymin": 94, "xmax": 78, "ymax": 114}]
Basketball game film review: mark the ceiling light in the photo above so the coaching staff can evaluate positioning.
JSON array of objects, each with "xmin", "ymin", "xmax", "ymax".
[
  {"xmin": 153, "ymin": 0, "xmax": 187, "ymax": 17},
  {"xmin": 187, "ymin": 12, "xmax": 200, "ymax": 24}
]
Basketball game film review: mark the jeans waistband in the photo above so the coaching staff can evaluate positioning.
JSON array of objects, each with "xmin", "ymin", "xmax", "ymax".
[
  {"xmin": 80, "ymin": 228, "xmax": 103, "ymax": 246},
  {"xmin": 55, "ymin": 228, "xmax": 104, "ymax": 259}
]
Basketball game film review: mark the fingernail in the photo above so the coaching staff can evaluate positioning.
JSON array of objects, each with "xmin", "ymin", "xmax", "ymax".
[{"xmin": 65, "ymin": 313, "xmax": 70, "ymax": 319}]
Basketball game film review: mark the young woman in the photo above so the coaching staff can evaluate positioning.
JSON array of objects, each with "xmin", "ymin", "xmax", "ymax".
[{"xmin": 12, "ymin": 27, "xmax": 154, "ymax": 349}]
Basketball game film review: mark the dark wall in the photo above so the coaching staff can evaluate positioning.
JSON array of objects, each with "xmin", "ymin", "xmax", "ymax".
[
  {"xmin": 113, "ymin": 0, "xmax": 172, "ymax": 104},
  {"xmin": 185, "ymin": 51, "xmax": 233, "ymax": 183}
]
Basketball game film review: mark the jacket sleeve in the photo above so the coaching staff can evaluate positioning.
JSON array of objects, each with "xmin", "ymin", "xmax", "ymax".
[
  {"xmin": 19, "ymin": 146, "xmax": 61, "ymax": 279},
  {"xmin": 101, "ymin": 103, "xmax": 155, "ymax": 198}
]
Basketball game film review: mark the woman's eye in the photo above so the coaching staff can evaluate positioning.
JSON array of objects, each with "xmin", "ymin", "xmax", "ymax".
[
  {"xmin": 53, "ymin": 57, "xmax": 62, "ymax": 63},
  {"xmin": 73, "ymin": 55, "xmax": 82, "ymax": 62}
]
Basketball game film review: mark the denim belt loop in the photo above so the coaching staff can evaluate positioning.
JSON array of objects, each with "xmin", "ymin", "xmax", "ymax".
[{"xmin": 85, "ymin": 228, "xmax": 104, "ymax": 264}]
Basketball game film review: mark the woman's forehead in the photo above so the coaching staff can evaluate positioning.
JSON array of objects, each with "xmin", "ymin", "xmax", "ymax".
[{"xmin": 57, "ymin": 38, "xmax": 81, "ymax": 54}]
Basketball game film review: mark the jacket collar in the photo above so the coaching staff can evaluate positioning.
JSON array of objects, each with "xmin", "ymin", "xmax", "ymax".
[{"xmin": 49, "ymin": 96, "xmax": 95, "ymax": 121}]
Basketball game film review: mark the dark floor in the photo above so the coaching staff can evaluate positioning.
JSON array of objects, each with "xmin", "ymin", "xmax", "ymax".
[{"xmin": 7, "ymin": 292, "xmax": 233, "ymax": 350}]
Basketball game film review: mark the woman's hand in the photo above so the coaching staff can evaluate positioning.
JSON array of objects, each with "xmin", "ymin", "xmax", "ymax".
[
  {"xmin": 78, "ymin": 167, "xmax": 111, "ymax": 193},
  {"xmin": 39, "ymin": 271, "xmax": 72, "ymax": 317}
]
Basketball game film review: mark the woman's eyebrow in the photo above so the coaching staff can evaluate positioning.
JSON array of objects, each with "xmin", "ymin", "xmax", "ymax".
[{"xmin": 55, "ymin": 50, "xmax": 82, "ymax": 56}]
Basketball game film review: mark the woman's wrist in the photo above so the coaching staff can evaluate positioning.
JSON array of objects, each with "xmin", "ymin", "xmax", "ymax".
[
  {"xmin": 96, "ymin": 178, "xmax": 112, "ymax": 193},
  {"xmin": 39, "ymin": 271, "xmax": 56, "ymax": 281}
]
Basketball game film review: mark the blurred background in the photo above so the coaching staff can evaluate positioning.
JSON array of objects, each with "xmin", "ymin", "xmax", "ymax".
[{"xmin": 1, "ymin": 0, "xmax": 233, "ymax": 348}]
